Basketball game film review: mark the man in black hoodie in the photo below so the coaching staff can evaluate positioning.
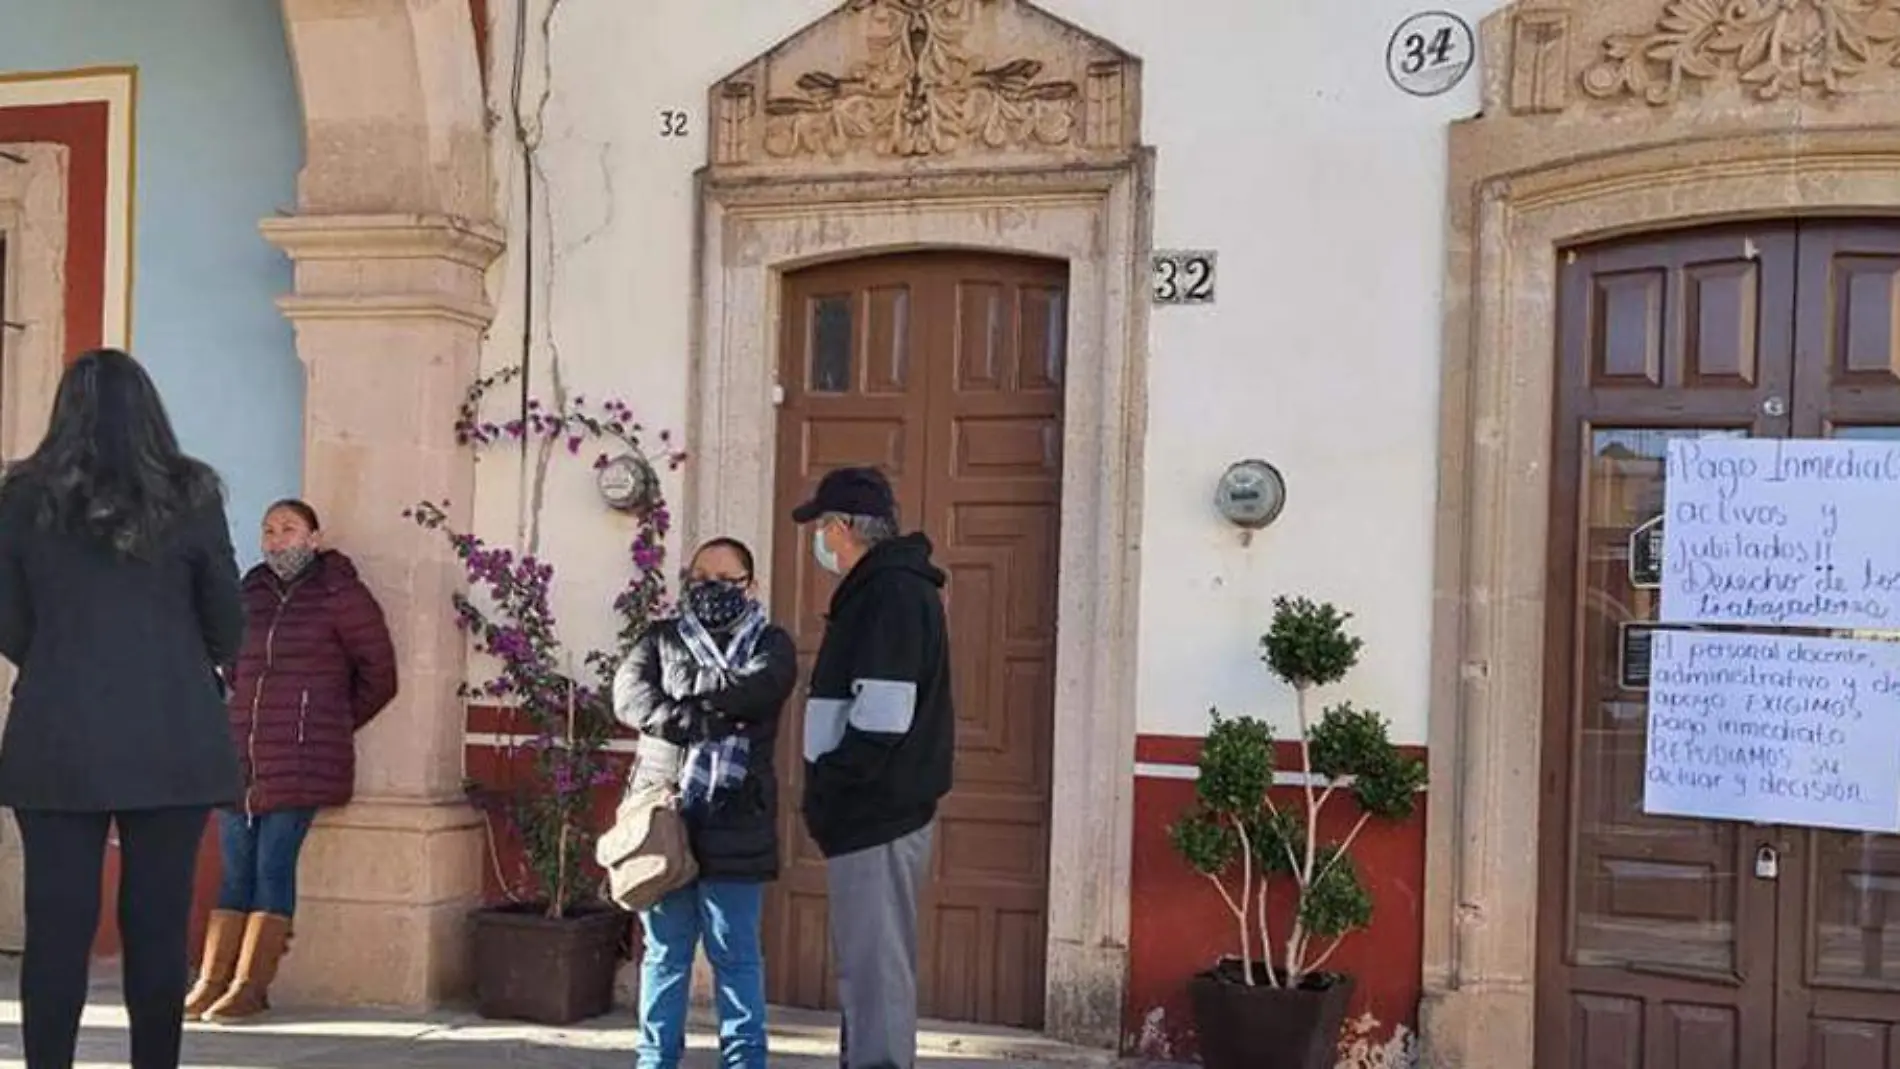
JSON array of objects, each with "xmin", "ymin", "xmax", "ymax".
[{"xmin": 793, "ymin": 466, "xmax": 953, "ymax": 1069}]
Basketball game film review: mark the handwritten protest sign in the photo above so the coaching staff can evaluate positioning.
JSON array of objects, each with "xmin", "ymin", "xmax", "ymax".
[
  {"xmin": 1644, "ymin": 629, "xmax": 1900, "ymax": 832},
  {"xmin": 1661, "ymin": 438, "xmax": 1900, "ymax": 631}
]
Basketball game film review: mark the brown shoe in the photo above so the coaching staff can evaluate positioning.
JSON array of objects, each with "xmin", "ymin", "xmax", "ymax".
[
  {"xmin": 183, "ymin": 910, "xmax": 247, "ymax": 1019},
  {"xmin": 203, "ymin": 913, "xmax": 292, "ymax": 1024}
]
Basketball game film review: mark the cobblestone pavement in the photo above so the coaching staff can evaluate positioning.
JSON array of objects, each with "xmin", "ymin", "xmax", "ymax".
[{"xmin": 0, "ymin": 957, "xmax": 1138, "ymax": 1068}]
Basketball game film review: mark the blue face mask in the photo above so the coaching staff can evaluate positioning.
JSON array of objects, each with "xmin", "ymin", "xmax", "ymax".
[{"xmin": 813, "ymin": 525, "xmax": 842, "ymax": 575}]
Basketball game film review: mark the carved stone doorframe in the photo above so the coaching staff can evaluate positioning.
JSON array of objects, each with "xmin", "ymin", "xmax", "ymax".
[
  {"xmin": 685, "ymin": 0, "xmax": 1148, "ymax": 1046},
  {"xmin": 1420, "ymin": 2, "xmax": 1900, "ymax": 1066},
  {"xmin": 0, "ymin": 142, "xmax": 69, "ymax": 954},
  {"xmin": 0, "ymin": 143, "xmax": 68, "ymax": 463}
]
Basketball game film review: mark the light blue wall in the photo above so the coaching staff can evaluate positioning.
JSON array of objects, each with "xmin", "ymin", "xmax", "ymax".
[{"xmin": 0, "ymin": 0, "xmax": 304, "ymax": 565}]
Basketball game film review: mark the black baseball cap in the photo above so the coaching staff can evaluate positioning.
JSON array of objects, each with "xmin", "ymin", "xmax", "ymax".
[{"xmin": 791, "ymin": 466, "xmax": 896, "ymax": 524}]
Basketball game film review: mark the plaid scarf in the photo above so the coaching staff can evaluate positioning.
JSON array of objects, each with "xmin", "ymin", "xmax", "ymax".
[{"xmin": 675, "ymin": 601, "xmax": 766, "ymax": 812}]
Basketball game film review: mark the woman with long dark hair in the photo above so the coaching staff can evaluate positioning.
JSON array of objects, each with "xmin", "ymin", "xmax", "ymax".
[
  {"xmin": 0, "ymin": 348, "xmax": 245, "ymax": 1068},
  {"xmin": 613, "ymin": 536, "xmax": 797, "ymax": 1069}
]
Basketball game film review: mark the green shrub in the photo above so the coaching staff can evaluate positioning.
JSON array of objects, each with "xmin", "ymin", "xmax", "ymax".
[{"xmin": 1167, "ymin": 596, "xmax": 1425, "ymax": 988}]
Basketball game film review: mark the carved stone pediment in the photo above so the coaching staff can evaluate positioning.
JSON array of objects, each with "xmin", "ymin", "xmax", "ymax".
[
  {"xmin": 707, "ymin": 0, "xmax": 1140, "ymax": 177},
  {"xmin": 1583, "ymin": 0, "xmax": 1900, "ymax": 105},
  {"xmin": 1489, "ymin": 0, "xmax": 1900, "ymax": 120}
]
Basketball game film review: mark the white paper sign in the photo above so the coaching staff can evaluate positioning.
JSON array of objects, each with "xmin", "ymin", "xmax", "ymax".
[
  {"xmin": 1661, "ymin": 438, "xmax": 1900, "ymax": 630},
  {"xmin": 1644, "ymin": 630, "xmax": 1900, "ymax": 832}
]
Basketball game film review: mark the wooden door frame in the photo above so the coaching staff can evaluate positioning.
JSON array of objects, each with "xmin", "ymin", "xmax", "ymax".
[
  {"xmin": 687, "ymin": 162, "xmax": 1150, "ymax": 1049},
  {"xmin": 1422, "ymin": 4, "xmax": 1900, "ymax": 1067}
]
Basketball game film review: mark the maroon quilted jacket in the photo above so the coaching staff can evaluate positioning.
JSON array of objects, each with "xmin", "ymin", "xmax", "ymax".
[{"xmin": 225, "ymin": 550, "xmax": 397, "ymax": 814}]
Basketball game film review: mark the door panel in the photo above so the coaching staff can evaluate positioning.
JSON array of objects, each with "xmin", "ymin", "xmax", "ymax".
[
  {"xmin": 767, "ymin": 251, "xmax": 1065, "ymax": 1028},
  {"xmin": 768, "ymin": 261, "xmax": 930, "ymax": 1014},
  {"xmin": 1793, "ymin": 224, "xmax": 1900, "ymax": 432},
  {"xmin": 1541, "ymin": 226, "xmax": 1795, "ymax": 1069},
  {"xmin": 1778, "ymin": 221, "xmax": 1900, "ymax": 1069},
  {"xmin": 913, "ymin": 268, "xmax": 1062, "ymax": 1026},
  {"xmin": 1544, "ymin": 221, "xmax": 1900, "ymax": 1069}
]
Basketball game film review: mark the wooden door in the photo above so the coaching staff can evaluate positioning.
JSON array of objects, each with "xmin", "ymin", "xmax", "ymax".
[
  {"xmin": 1540, "ymin": 225, "xmax": 1792, "ymax": 1069},
  {"xmin": 766, "ymin": 250, "xmax": 1065, "ymax": 1028},
  {"xmin": 1541, "ymin": 221, "xmax": 1900, "ymax": 1069},
  {"xmin": 1774, "ymin": 223, "xmax": 1900, "ymax": 1065}
]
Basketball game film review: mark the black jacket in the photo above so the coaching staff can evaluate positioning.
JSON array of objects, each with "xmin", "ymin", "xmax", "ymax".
[
  {"xmin": 801, "ymin": 533, "xmax": 954, "ymax": 858},
  {"xmin": 0, "ymin": 482, "xmax": 246, "ymax": 812},
  {"xmin": 615, "ymin": 617, "xmax": 797, "ymax": 882}
]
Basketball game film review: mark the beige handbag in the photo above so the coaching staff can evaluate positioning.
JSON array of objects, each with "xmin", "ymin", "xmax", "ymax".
[{"xmin": 596, "ymin": 782, "xmax": 698, "ymax": 912}]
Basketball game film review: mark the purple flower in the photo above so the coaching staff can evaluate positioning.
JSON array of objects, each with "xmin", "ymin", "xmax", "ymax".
[
  {"xmin": 490, "ymin": 627, "xmax": 533, "ymax": 660},
  {"xmin": 416, "ymin": 370, "xmax": 702, "ymax": 910},
  {"xmin": 632, "ymin": 542, "xmax": 663, "ymax": 572}
]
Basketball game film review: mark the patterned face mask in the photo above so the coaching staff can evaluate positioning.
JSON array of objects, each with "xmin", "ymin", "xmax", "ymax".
[
  {"xmin": 683, "ymin": 579, "xmax": 752, "ymax": 632},
  {"xmin": 265, "ymin": 545, "xmax": 317, "ymax": 581}
]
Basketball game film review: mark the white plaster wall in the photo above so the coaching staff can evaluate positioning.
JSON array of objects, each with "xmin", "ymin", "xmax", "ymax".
[{"xmin": 478, "ymin": 0, "xmax": 1515, "ymax": 745}]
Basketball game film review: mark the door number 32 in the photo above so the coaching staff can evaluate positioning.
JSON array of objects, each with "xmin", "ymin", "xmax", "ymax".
[{"xmin": 1152, "ymin": 251, "xmax": 1216, "ymax": 305}]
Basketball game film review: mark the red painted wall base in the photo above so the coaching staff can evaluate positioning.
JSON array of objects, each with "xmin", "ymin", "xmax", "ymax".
[
  {"xmin": 1125, "ymin": 736, "xmax": 1426, "ymax": 1063},
  {"xmin": 459, "ymin": 709, "xmax": 1430, "ymax": 1065}
]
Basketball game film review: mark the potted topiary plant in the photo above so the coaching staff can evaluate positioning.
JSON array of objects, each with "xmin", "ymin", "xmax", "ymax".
[
  {"xmin": 1169, "ymin": 596, "xmax": 1427, "ymax": 1069},
  {"xmin": 406, "ymin": 366, "xmax": 686, "ymax": 1026}
]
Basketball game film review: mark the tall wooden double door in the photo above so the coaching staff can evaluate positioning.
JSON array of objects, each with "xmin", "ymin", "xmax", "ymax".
[
  {"xmin": 764, "ymin": 250, "xmax": 1066, "ymax": 1028},
  {"xmin": 1541, "ymin": 221, "xmax": 1900, "ymax": 1067}
]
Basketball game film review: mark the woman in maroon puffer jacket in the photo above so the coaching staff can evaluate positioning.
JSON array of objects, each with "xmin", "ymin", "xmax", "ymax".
[{"xmin": 184, "ymin": 498, "xmax": 397, "ymax": 1024}]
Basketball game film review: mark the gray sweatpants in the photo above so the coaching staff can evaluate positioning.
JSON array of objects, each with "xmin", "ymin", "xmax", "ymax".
[{"xmin": 826, "ymin": 822, "xmax": 935, "ymax": 1069}]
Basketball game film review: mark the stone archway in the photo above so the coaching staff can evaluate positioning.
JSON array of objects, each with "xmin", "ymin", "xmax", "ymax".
[
  {"xmin": 1421, "ymin": 1, "xmax": 1900, "ymax": 1065},
  {"xmin": 263, "ymin": 0, "xmax": 501, "ymax": 1008}
]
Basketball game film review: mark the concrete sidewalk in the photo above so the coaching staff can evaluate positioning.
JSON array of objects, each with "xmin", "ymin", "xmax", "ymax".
[{"xmin": 0, "ymin": 957, "xmax": 1136, "ymax": 1068}]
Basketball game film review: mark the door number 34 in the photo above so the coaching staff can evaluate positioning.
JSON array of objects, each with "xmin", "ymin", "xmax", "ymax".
[{"xmin": 1152, "ymin": 251, "xmax": 1217, "ymax": 305}]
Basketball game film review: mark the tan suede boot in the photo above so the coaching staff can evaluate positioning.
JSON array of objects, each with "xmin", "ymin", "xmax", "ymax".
[
  {"xmin": 183, "ymin": 910, "xmax": 247, "ymax": 1019},
  {"xmin": 202, "ymin": 913, "xmax": 292, "ymax": 1024}
]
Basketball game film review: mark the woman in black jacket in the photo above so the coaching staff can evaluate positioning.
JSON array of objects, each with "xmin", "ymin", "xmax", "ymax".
[
  {"xmin": 612, "ymin": 537, "xmax": 796, "ymax": 1069},
  {"xmin": 0, "ymin": 349, "xmax": 245, "ymax": 1069}
]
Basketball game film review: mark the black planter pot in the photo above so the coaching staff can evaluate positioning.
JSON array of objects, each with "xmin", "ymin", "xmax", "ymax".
[
  {"xmin": 470, "ymin": 902, "xmax": 630, "ymax": 1025},
  {"xmin": 1188, "ymin": 959, "xmax": 1356, "ymax": 1069}
]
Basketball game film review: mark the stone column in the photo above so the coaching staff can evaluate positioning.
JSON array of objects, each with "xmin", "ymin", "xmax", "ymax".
[{"xmin": 260, "ymin": 213, "xmax": 502, "ymax": 1007}]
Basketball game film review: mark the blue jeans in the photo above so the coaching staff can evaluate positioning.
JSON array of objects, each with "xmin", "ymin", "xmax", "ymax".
[
  {"xmin": 215, "ymin": 808, "xmax": 315, "ymax": 916},
  {"xmin": 637, "ymin": 880, "xmax": 766, "ymax": 1069}
]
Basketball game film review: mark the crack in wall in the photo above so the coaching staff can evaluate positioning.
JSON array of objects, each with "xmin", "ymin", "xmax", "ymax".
[
  {"xmin": 529, "ymin": 136, "xmax": 621, "ymax": 555},
  {"xmin": 515, "ymin": 0, "xmax": 626, "ymax": 559},
  {"xmin": 507, "ymin": 0, "xmax": 570, "ymax": 555}
]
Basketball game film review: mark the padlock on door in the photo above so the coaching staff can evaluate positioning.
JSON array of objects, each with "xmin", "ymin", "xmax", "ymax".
[{"xmin": 1754, "ymin": 843, "xmax": 1779, "ymax": 880}]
